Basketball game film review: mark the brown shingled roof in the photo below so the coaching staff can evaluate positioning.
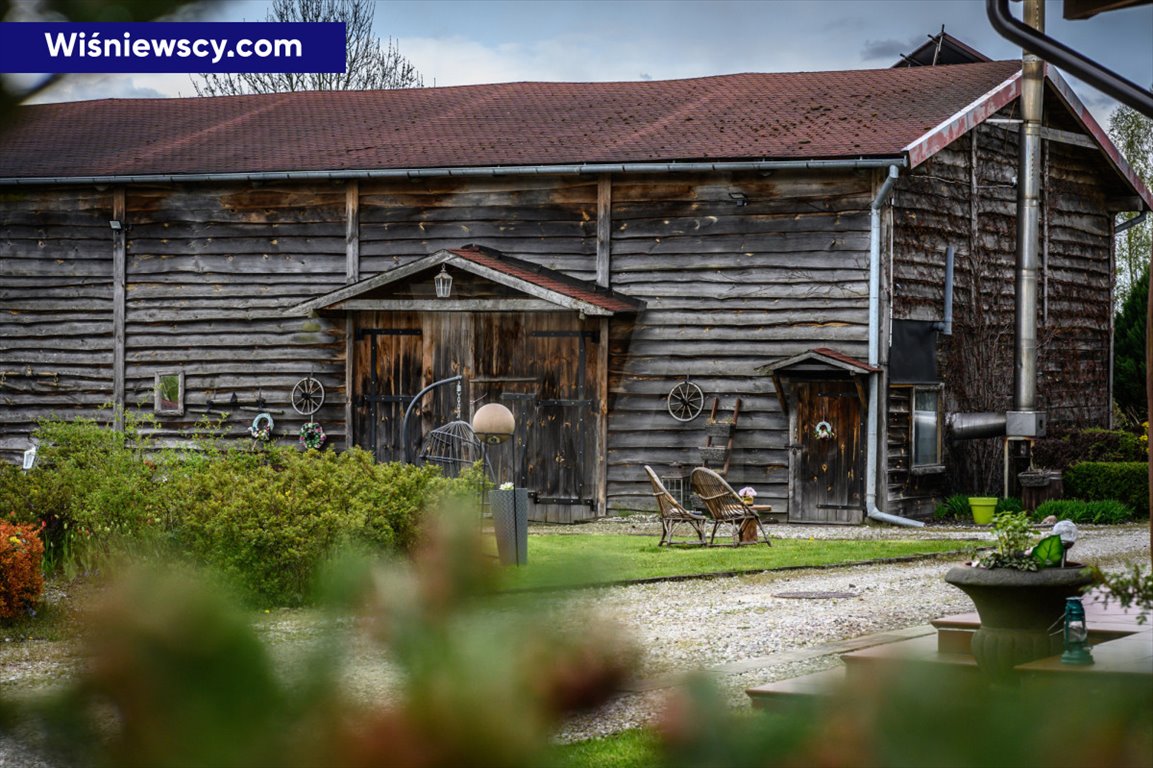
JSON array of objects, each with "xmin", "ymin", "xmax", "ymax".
[
  {"xmin": 447, "ymin": 245, "xmax": 644, "ymax": 315},
  {"xmin": 0, "ymin": 62, "xmax": 1022, "ymax": 179}
]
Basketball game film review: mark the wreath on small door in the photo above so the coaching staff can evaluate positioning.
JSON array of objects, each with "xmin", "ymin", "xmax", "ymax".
[{"xmin": 813, "ymin": 420, "xmax": 836, "ymax": 440}]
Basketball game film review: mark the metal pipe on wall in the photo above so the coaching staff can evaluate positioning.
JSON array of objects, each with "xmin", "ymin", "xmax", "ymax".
[
  {"xmin": 948, "ymin": 412, "xmax": 1007, "ymax": 440},
  {"xmin": 866, "ymin": 165, "xmax": 923, "ymax": 527},
  {"xmin": 1014, "ymin": 0, "xmax": 1043, "ymax": 414}
]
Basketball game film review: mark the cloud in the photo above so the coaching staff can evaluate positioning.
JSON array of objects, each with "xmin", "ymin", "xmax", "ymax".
[
  {"xmin": 860, "ymin": 36, "xmax": 924, "ymax": 62},
  {"xmin": 25, "ymin": 73, "xmax": 187, "ymax": 103}
]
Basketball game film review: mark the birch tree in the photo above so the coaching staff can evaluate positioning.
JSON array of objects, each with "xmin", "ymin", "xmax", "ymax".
[{"xmin": 1109, "ymin": 104, "xmax": 1153, "ymax": 306}]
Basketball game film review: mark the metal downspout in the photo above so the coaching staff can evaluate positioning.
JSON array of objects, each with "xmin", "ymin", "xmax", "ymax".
[
  {"xmin": 866, "ymin": 165, "xmax": 923, "ymax": 527},
  {"xmin": 1116, "ymin": 210, "xmax": 1148, "ymax": 235}
]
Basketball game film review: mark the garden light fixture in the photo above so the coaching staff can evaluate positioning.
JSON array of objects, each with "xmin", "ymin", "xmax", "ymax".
[
  {"xmin": 471, "ymin": 403, "xmax": 515, "ymax": 444},
  {"xmin": 434, "ymin": 265, "xmax": 453, "ymax": 298}
]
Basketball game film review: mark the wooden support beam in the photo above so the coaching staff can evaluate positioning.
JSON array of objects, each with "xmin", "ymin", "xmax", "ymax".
[
  {"xmin": 596, "ymin": 174, "xmax": 612, "ymax": 288},
  {"xmin": 1039, "ymin": 125, "xmax": 1098, "ymax": 150},
  {"xmin": 112, "ymin": 187, "xmax": 126, "ymax": 430},
  {"xmin": 345, "ymin": 181, "xmax": 359, "ymax": 449},
  {"xmin": 346, "ymin": 180, "xmax": 360, "ymax": 283},
  {"xmin": 596, "ymin": 316, "xmax": 609, "ymax": 515}
]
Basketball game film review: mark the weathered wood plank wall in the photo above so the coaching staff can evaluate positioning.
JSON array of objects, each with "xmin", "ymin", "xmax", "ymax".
[
  {"xmin": 122, "ymin": 182, "xmax": 348, "ymax": 445},
  {"xmin": 890, "ymin": 116, "xmax": 1114, "ymax": 508},
  {"xmin": 606, "ymin": 170, "xmax": 875, "ymax": 512},
  {"xmin": 1, "ymin": 187, "xmax": 114, "ymax": 451},
  {"xmin": 358, "ymin": 177, "xmax": 598, "ymax": 278}
]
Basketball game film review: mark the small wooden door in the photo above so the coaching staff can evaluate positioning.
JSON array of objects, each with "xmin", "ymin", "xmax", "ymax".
[
  {"xmin": 791, "ymin": 380, "xmax": 864, "ymax": 524},
  {"xmin": 353, "ymin": 321, "xmax": 422, "ymax": 462},
  {"xmin": 521, "ymin": 329, "xmax": 598, "ymax": 521}
]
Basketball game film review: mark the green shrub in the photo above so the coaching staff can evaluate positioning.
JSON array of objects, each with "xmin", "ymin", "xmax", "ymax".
[
  {"xmin": 0, "ymin": 418, "xmax": 477, "ymax": 605},
  {"xmin": 934, "ymin": 494, "xmax": 970, "ymax": 521},
  {"xmin": 161, "ymin": 447, "xmax": 465, "ymax": 605},
  {"xmin": 1063, "ymin": 461, "xmax": 1149, "ymax": 517},
  {"xmin": 1033, "ymin": 427, "xmax": 1146, "ymax": 471},
  {"xmin": 995, "ymin": 497, "xmax": 1023, "ymax": 515},
  {"xmin": 4, "ymin": 416, "xmax": 167, "ymax": 575},
  {"xmin": 1033, "ymin": 499, "xmax": 1134, "ymax": 525}
]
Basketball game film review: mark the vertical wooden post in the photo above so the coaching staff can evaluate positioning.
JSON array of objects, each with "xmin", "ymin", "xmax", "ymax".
[
  {"xmin": 595, "ymin": 174, "xmax": 611, "ymax": 515},
  {"xmin": 345, "ymin": 181, "xmax": 359, "ymax": 449},
  {"xmin": 346, "ymin": 180, "xmax": 360, "ymax": 283},
  {"xmin": 112, "ymin": 187, "xmax": 126, "ymax": 431},
  {"xmin": 597, "ymin": 316, "xmax": 610, "ymax": 516},
  {"xmin": 596, "ymin": 174, "xmax": 611, "ymax": 289}
]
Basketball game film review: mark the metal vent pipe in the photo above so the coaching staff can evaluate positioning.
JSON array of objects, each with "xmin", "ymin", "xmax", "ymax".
[{"xmin": 1014, "ymin": 0, "xmax": 1044, "ymax": 414}]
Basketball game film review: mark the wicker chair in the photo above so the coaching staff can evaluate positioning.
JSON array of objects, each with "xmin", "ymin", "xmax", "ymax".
[
  {"xmin": 643, "ymin": 466, "xmax": 708, "ymax": 546},
  {"xmin": 690, "ymin": 467, "xmax": 771, "ymax": 546}
]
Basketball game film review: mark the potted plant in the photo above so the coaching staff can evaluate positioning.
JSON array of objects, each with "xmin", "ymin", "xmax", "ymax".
[
  {"xmin": 944, "ymin": 512, "xmax": 1093, "ymax": 681},
  {"xmin": 968, "ymin": 495, "xmax": 997, "ymax": 525}
]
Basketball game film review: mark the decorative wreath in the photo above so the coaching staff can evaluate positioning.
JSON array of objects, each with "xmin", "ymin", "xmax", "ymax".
[
  {"xmin": 813, "ymin": 420, "xmax": 836, "ymax": 440},
  {"xmin": 298, "ymin": 421, "xmax": 327, "ymax": 450},
  {"xmin": 249, "ymin": 412, "xmax": 275, "ymax": 443}
]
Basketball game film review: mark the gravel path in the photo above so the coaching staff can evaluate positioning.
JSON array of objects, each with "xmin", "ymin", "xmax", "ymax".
[
  {"xmin": 2, "ymin": 521, "xmax": 1149, "ymax": 761},
  {"xmin": 535, "ymin": 519, "xmax": 1151, "ymax": 742}
]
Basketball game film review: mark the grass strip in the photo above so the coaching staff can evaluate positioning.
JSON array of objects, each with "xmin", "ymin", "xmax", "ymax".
[{"xmin": 497, "ymin": 535, "xmax": 980, "ymax": 591}]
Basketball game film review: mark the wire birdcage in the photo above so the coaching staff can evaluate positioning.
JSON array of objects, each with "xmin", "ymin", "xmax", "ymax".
[
  {"xmin": 417, "ymin": 379, "xmax": 486, "ymax": 478},
  {"xmin": 419, "ymin": 419, "xmax": 484, "ymax": 478}
]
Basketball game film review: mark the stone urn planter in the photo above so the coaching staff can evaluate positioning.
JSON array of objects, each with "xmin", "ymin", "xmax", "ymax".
[{"xmin": 944, "ymin": 564, "xmax": 1094, "ymax": 681}]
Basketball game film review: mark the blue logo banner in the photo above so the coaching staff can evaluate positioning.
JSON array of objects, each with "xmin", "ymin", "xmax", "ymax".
[{"xmin": 0, "ymin": 22, "xmax": 346, "ymax": 74}]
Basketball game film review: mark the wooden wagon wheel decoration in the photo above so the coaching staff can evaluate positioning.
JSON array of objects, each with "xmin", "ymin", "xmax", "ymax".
[
  {"xmin": 291, "ymin": 375, "xmax": 326, "ymax": 416},
  {"xmin": 667, "ymin": 379, "xmax": 705, "ymax": 422}
]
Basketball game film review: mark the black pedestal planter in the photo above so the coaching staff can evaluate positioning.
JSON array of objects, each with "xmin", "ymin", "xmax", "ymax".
[{"xmin": 944, "ymin": 565, "xmax": 1094, "ymax": 681}]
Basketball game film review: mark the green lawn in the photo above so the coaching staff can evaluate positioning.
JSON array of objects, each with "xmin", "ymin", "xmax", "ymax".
[
  {"xmin": 543, "ymin": 729, "xmax": 658, "ymax": 768},
  {"xmin": 497, "ymin": 534, "xmax": 979, "ymax": 591}
]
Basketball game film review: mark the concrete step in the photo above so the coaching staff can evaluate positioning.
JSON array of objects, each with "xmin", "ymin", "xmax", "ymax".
[
  {"xmin": 746, "ymin": 666, "xmax": 843, "ymax": 710},
  {"xmin": 930, "ymin": 611, "xmax": 1138, "ymax": 656},
  {"xmin": 840, "ymin": 632, "xmax": 979, "ymax": 686},
  {"xmin": 747, "ymin": 634, "xmax": 981, "ymax": 710}
]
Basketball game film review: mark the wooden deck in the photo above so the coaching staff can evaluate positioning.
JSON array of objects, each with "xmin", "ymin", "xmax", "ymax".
[{"xmin": 748, "ymin": 587, "xmax": 1152, "ymax": 709}]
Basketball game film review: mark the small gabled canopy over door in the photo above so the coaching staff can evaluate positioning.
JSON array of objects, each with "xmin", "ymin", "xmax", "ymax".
[{"xmin": 761, "ymin": 348, "xmax": 877, "ymax": 525}]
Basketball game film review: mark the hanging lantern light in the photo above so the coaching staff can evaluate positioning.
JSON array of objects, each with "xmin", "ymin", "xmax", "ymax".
[
  {"xmin": 434, "ymin": 265, "xmax": 453, "ymax": 298},
  {"xmin": 1060, "ymin": 596, "xmax": 1093, "ymax": 665}
]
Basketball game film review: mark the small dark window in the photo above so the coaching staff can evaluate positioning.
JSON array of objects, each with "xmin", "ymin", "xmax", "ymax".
[{"xmin": 912, "ymin": 387, "xmax": 942, "ymax": 467}]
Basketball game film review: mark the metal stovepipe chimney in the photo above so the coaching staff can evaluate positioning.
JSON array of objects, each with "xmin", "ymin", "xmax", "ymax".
[{"xmin": 1014, "ymin": 0, "xmax": 1044, "ymax": 413}]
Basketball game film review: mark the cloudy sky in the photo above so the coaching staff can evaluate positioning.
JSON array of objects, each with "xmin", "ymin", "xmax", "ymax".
[{"xmin": 16, "ymin": 0, "xmax": 1153, "ymax": 126}]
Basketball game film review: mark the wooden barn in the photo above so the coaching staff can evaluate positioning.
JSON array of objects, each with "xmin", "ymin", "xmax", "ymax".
[{"xmin": 1, "ymin": 56, "xmax": 1149, "ymax": 523}]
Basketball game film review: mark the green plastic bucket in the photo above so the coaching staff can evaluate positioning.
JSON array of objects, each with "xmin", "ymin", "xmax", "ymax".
[{"xmin": 969, "ymin": 497, "xmax": 997, "ymax": 525}]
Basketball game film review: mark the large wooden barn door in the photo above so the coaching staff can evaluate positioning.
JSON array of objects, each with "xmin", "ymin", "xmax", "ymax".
[
  {"xmin": 791, "ymin": 380, "xmax": 864, "ymax": 524},
  {"xmin": 517, "ymin": 328, "xmax": 599, "ymax": 523},
  {"xmin": 353, "ymin": 316, "xmax": 422, "ymax": 462}
]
